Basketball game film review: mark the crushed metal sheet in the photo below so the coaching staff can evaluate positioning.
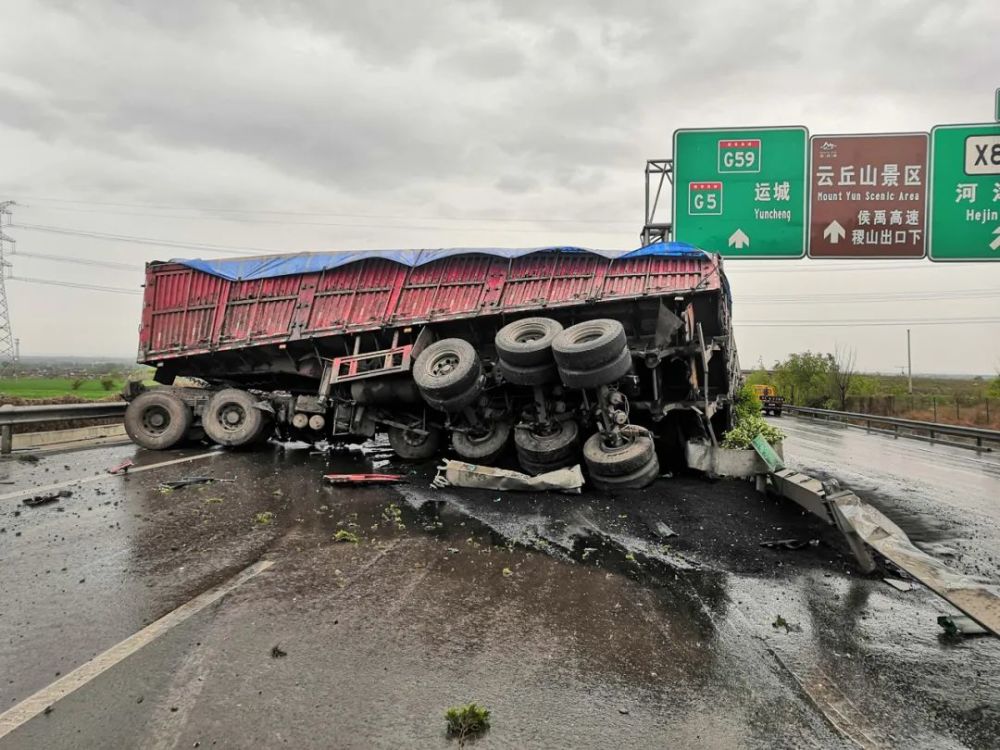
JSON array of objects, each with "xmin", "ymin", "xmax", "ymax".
[
  {"xmin": 833, "ymin": 493, "xmax": 1000, "ymax": 638},
  {"xmin": 431, "ymin": 460, "xmax": 584, "ymax": 494},
  {"xmin": 156, "ymin": 476, "xmax": 234, "ymax": 491}
]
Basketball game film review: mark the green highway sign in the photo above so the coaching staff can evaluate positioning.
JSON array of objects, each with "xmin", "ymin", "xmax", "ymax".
[
  {"xmin": 928, "ymin": 123, "xmax": 1000, "ymax": 261},
  {"xmin": 673, "ymin": 126, "xmax": 808, "ymax": 258}
]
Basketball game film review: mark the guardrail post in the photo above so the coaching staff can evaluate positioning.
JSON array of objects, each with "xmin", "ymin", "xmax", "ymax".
[
  {"xmin": 893, "ymin": 423, "xmax": 898, "ymax": 439},
  {"xmin": 866, "ymin": 419, "xmax": 871, "ymax": 433},
  {"xmin": 1, "ymin": 424, "xmax": 11, "ymax": 455}
]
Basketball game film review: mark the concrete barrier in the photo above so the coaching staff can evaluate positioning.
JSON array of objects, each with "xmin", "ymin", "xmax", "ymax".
[{"xmin": 11, "ymin": 424, "xmax": 128, "ymax": 451}]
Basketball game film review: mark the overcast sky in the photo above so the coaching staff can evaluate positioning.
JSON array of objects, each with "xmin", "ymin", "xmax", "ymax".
[{"xmin": 0, "ymin": 0, "xmax": 998, "ymax": 374}]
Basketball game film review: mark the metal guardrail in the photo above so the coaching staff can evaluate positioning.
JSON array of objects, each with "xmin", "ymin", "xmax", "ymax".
[
  {"xmin": 0, "ymin": 402, "xmax": 127, "ymax": 454},
  {"xmin": 783, "ymin": 404, "xmax": 1000, "ymax": 450}
]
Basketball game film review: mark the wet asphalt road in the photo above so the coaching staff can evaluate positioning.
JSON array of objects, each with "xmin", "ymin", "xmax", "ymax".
[{"xmin": 0, "ymin": 423, "xmax": 998, "ymax": 749}]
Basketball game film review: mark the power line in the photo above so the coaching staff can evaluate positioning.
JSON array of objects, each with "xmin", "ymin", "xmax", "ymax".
[
  {"xmin": 18, "ymin": 194, "xmax": 635, "ymax": 226},
  {"xmin": 9, "ymin": 222, "xmax": 276, "ymax": 255},
  {"xmin": 13, "ymin": 250, "xmax": 143, "ymax": 271},
  {"xmin": 8, "ymin": 275, "xmax": 141, "ymax": 295}
]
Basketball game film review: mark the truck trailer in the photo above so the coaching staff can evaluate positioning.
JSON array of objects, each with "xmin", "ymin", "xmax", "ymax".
[{"xmin": 125, "ymin": 243, "xmax": 740, "ymax": 489}]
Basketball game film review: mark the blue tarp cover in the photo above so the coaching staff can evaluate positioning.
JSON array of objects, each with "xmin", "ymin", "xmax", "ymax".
[{"xmin": 172, "ymin": 242, "xmax": 709, "ymax": 282}]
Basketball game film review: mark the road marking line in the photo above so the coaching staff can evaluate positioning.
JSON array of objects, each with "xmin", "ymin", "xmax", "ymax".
[
  {"xmin": 0, "ymin": 450, "xmax": 220, "ymax": 503},
  {"xmin": 0, "ymin": 558, "xmax": 275, "ymax": 739}
]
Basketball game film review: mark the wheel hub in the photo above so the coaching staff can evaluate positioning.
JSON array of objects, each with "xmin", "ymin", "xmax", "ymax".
[
  {"xmin": 220, "ymin": 405, "xmax": 245, "ymax": 429},
  {"xmin": 141, "ymin": 406, "xmax": 170, "ymax": 435},
  {"xmin": 430, "ymin": 354, "xmax": 459, "ymax": 377}
]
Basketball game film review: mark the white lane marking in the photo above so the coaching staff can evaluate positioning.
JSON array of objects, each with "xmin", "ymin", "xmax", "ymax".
[
  {"xmin": 0, "ymin": 450, "xmax": 221, "ymax": 504},
  {"xmin": 0, "ymin": 559, "xmax": 275, "ymax": 739}
]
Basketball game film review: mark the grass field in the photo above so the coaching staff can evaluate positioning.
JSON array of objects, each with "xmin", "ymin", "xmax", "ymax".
[{"xmin": 0, "ymin": 377, "xmax": 126, "ymax": 401}]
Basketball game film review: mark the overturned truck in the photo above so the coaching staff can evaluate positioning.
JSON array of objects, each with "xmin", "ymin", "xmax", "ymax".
[{"xmin": 126, "ymin": 243, "xmax": 740, "ymax": 489}]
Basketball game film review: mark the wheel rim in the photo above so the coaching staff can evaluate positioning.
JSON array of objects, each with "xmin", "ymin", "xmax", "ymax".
[
  {"xmin": 141, "ymin": 405, "xmax": 170, "ymax": 436},
  {"xmin": 515, "ymin": 325, "xmax": 548, "ymax": 343},
  {"xmin": 429, "ymin": 352, "xmax": 460, "ymax": 378},
  {"xmin": 216, "ymin": 403, "xmax": 246, "ymax": 432}
]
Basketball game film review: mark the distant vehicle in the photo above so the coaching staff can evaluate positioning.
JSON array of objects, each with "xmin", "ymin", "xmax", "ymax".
[
  {"xmin": 751, "ymin": 384, "xmax": 784, "ymax": 417},
  {"xmin": 124, "ymin": 244, "xmax": 741, "ymax": 489}
]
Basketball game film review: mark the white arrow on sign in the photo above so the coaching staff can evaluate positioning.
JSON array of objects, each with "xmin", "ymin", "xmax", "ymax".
[
  {"xmin": 728, "ymin": 228, "xmax": 750, "ymax": 249},
  {"xmin": 823, "ymin": 220, "xmax": 846, "ymax": 244},
  {"xmin": 990, "ymin": 226, "xmax": 1000, "ymax": 251}
]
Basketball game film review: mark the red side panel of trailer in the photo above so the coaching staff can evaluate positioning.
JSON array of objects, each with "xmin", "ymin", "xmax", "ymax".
[{"xmin": 139, "ymin": 251, "xmax": 721, "ymax": 361}]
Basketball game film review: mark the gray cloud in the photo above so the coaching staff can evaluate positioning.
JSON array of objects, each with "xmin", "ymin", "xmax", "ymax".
[{"xmin": 0, "ymin": 0, "xmax": 998, "ymax": 369}]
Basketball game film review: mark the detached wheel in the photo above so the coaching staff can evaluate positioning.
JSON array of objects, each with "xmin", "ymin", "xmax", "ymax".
[
  {"xmin": 590, "ymin": 454, "xmax": 661, "ymax": 491},
  {"xmin": 552, "ymin": 319, "xmax": 627, "ymax": 371},
  {"xmin": 495, "ymin": 317, "xmax": 563, "ymax": 366},
  {"xmin": 514, "ymin": 420, "xmax": 579, "ymax": 474},
  {"xmin": 202, "ymin": 388, "xmax": 266, "ymax": 448},
  {"xmin": 558, "ymin": 348, "xmax": 633, "ymax": 389},
  {"xmin": 124, "ymin": 391, "xmax": 192, "ymax": 450},
  {"xmin": 388, "ymin": 423, "xmax": 442, "ymax": 460},
  {"xmin": 583, "ymin": 426, "xmax": 655, "ymax": 477},
  {"xmin": 413, "ymin": 338, "xmax": 481, "ymax": 400},
  {"xmin": 498, "ymin": 359, "xmax": 558, "ymax": 386},
  {"xmin": 452, "ymin": 420, "xmax": 511, "ymax": 464}
]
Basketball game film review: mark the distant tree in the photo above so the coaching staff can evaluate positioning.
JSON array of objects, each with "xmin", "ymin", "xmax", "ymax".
[
  {"xmin": 70, "ymin": 378, "xmax": 85, "ymax": 391},
  {"xmin": 988, "ymin": 376, "xmax": 1000, "ymax": 399},
  {"xmin": 829, "ymin": 345, "xmax": 857, "ymax": 410},
  {"xmin": 848, "ymin": 374, "xmax": 879, "ymax": 397},
  {"xmin": 99, "ymin": 376, "xmax": 116, "ymax": 391},
  {"xmin": 773, "ymin": 351, "xmax": 833, "ymax": 406}
]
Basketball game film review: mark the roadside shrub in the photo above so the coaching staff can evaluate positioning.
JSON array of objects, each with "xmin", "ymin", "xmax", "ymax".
[
  {"xmin": 99, "ymin": 376, "xmax": 116, "ymax": 391},
  {"xmin": 723, "ymin": 382, "xmax": 784, "ymax": 449},
  {"xmin": 70, "ymin": 378, "xmax": 85, "ymax": 391}
]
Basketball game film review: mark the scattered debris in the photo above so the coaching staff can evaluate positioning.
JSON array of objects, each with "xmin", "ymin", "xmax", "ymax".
[
  {"xmin": 760, "ymin": 538, "xmax": 819, "ymax": 551},
  {"xmin": 651, "ymin": 521, "xmax": 677, "ymax": 539},
  {"xmin": 371, "ymin": 459, "xmax": 390, "ymax": 469},
  {"xmin": 501, "ymin": 567, "xmax": 513, "ymax": 577},
  {"xmin": 333, "ymin": 530, "xmax": 359, "ymax": 544},
  {"xmin": 270, "ymin": 645, "xmax": 287, "ymax": 658},
  {"xmin": 157, "ymin": 476, "xmax": 234, "ymax": 491},
  {"xmin": 772, "ymin": 615, "xmax": 802, "ymax": 634},
  {"xmin": 618, "ymin": 707, "xmax": 630, "ymax": 715},
  {"xmin": 883, "ymin": 578, "xmax": 914, "ymax": 592},
  {"xmin": 204, "ymin": 497, "xmax": 224, "ymax": 505},
  {"xmin": 17, "ymin": 454, "xmax": 40, "ymax": 464},
  {"xmin": 938, "ymin": 614, "xmax": 989, "ymax": 637},
  {"xmin": 23, "ymin": 490, "xmax": 72, "ymax": 507},
  {"xmin": 324, "ymin": 473, "xmax": 404, "ymax": 485},
  {"xmin": 445, "ymin": 703, "xmax": 491, "ymax": 745},
  {"xmin": 254, "ymin": 512, "xmax": 275, "ymax": 525},
  {"xmin": 107, "ymin": 458, "xmax": 134, "ymax": 475},
  {"xmin": 431, "ymin": 460, "xmax": 584, "ymax": 494}
]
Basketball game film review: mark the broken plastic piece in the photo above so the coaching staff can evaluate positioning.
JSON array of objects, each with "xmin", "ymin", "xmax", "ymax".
[
  {"xmin": 883, "ymin": 578, "xmax": 914, "ymax": 592},
  {"xmin": 937, "ymin": 614, "xmax": 988, "ymax": 637},
  {"xmin": 323, "ymin": 473, "xmax": 404, "ymax": 485},
  {"xmin": 760, "ymin": 538, "xmax": 818, "ymax": 550},
  {"xmin": 23, "ymin": 489, "xmax": 72, "ymax": 507},
  {"xmin": 107, "ymin": 458, "xmax": 134, "ymax": 475}
]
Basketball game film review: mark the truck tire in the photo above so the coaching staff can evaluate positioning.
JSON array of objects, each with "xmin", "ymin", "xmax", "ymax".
[
  {"xmin": 124, "ymin": 391, "xmax": 192, "ymax": 450},
  {"xmin": 558, "ymin": 348, "xmax": 632, "ymax": 389},
  {"xmin": 552, "ymin": 319, "xmax": 627, "ymax": 371},
  {"xmin": 497, "ymin": 359, "xmax": 558, "ymax": 386},
  {"xmin": 590, "ymin": 453, "xmax": 660, "ymax": 491},
  {"xmin": 583, "ymin": 426, "xmax": 655, "ymax": 477},
  {"xmin": 421, "ymin": 380, "xmax": 483, "ymax": 413},
  {"xmin": 514, "ymin": 420, "xmax": 579, "ymax": 464},
  {"xmin": 202, "ymin": 388, "xmax": 267, "ymax": 448},
  {"xmin": 388, "ymin": 423, "xmax": 442, "ymax": 460},
  {"xmin": 495, "ymin": 317, "xmax": 563, "ymax": 367},
  {"xmin": 517, "ymin": 455, "xmax": 574, "ymax": 476},
  {"xmin": 413, "ymin": 338, "xmax": 481, "ymax": 400},
  {"xmin": 452, "ymin": 420, "xmax": 511, "ymax": 464}
]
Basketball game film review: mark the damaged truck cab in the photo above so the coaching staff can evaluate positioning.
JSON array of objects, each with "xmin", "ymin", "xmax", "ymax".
[{"xmin": 126, "ymin": 243, "xmax": 740, "ymax": 488}]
